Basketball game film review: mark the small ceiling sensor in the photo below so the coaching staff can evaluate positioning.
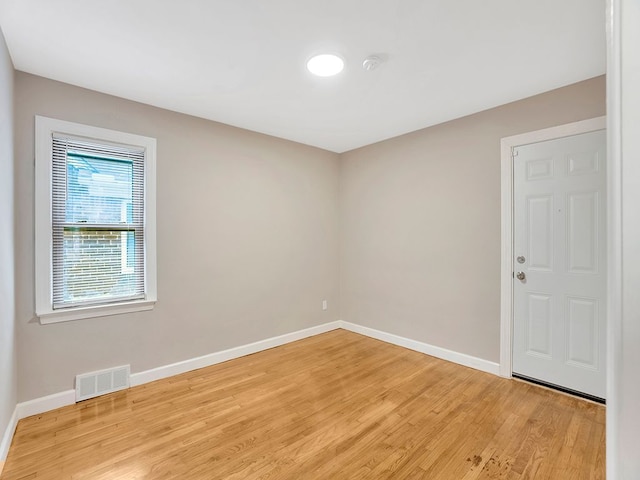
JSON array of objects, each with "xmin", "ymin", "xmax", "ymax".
[
  {"xmin": 362, "ymin": 55, "xmax": 382, "ymax": 71},
  {"xmin": 307, "ymin": 54, "xmax": 344, "ymax": 77}
]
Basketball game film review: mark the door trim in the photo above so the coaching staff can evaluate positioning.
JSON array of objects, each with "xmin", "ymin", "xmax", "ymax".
[{"xmin": 499, "ymin": 116, "xmax": 607, "ymax": 378}]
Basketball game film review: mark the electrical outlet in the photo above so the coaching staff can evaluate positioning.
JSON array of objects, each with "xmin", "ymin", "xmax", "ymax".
[{"xmin": 322, "ymin": 300, "xmax": 328, "ymax": 311}]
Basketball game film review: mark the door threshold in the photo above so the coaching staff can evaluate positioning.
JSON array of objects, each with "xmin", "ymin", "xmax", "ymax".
[{"xmin": 512, "ymin": 373, "xmax": 606, "ymax": 405}]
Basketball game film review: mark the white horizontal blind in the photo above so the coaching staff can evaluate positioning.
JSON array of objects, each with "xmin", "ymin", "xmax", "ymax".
[{"xmin": 51, "ymin": 134, "xmax": 146, "ymax": 309}]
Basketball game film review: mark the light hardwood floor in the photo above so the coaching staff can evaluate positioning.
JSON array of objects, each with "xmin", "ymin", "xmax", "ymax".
[{"xmin": 1, "ymin": 329, "xmax": 605, "ymax": 479}]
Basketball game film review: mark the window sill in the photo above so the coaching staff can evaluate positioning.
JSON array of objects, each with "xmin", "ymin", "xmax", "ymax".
[{"xmin": 38, "ymin": 299, "xmax": 156, "ymax": 325}]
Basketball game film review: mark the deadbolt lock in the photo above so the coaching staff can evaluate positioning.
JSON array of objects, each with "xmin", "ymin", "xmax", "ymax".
[{"xmin": 517, "ymin": 256, "xmax": 526, "ymax": 264}]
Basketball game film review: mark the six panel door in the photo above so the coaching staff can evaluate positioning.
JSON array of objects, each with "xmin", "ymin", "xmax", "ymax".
[{"xmin": 512, "ymin": 129, "xmax": 607, "ymax": 400}]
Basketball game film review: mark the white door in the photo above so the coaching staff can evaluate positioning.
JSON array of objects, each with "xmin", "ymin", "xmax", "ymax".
[{"xmin": 512, "ymin": 129, "xmax": 606, "ymax": 400}]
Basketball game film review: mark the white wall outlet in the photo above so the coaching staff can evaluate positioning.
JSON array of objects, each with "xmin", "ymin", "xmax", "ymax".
[{"xmin": 322, "ymin": 300, "xmax": 328, "ymax": 311}]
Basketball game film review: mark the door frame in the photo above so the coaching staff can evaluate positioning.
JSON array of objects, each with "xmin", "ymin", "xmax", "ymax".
[{"xmin": 499, "ymin": 116, "xmax": 607, "ymax": 378}]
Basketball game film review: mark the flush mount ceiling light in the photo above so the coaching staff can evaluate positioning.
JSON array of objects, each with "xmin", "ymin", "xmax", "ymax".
[{"xmin": 306, "ymin": 54, "xmax": 344, "ymax": 77}]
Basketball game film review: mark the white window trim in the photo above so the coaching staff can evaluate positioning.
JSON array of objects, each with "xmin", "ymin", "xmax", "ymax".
[{"xmin": 35, "ymin": 116, "xmax": 157, "ymax": 324}]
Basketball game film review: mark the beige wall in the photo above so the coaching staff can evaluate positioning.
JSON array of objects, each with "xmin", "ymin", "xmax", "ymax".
[
  {"xmin": 13, "ymin": 71, "xmax": 606, "ymax": 402},
  {"xmin": 339, "ymin": 76, "xmax": 606, "ymax": 363},
  {"xmin": 14, "ymin": 72, "xmax": 340, "ymax": 401},
  {"xmin": 0, "ymin": 27, "xmax": 16, "ymax": 452}
]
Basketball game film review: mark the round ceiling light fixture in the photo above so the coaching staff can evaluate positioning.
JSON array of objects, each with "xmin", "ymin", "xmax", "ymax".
[{"xmin": 306, "ymin": 54, "xmax": 344, "ymax": 77}]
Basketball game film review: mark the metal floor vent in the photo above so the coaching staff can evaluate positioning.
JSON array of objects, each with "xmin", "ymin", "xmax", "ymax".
[{"xmin": 75, "ymin": 365, "xmax": 131, "ymax": 402}]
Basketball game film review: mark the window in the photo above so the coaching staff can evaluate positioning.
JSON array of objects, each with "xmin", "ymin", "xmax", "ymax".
[{"xmin": 35, "ymin": 116, "xmax": 157, "ymax": 323}]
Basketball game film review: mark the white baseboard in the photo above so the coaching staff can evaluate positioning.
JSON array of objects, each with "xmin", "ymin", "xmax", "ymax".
[
  {"xmin": 0, "ymin": 407, "xmax": 18, "ymax": 462},
  {"xmin": 16, "ymin": 390, "xmax": 76, "ymax": 420},
  {"xmin": 340, "ymin": 321, "xmax": 500, "ymax": 376},
  {"xmin": 2, "ymin": 318, "xmax": 500, "ymax": 462},
  {"xmin": 130, "ymin": 321, "xmax": 342, "ymax": 386},
  {"xmin": 8, "ymin": 322, "xmax": 343, "ymax": 428},
  {"xmin": 1, "ymin": 390, "xmax": 75, "ymax": 461}
]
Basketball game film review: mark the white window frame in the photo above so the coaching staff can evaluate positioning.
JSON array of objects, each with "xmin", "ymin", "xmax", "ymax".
[{"xmin": 35, "ymin": 116, "xmax": 157, "ymax": 324}]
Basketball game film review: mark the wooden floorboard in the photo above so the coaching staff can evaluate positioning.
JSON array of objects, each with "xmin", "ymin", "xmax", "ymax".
[{"xmin": 0, "ymin": 329, "xmax": 605, "ymax": 479}]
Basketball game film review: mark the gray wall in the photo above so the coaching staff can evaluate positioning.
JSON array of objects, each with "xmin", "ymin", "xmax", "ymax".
[
  {"xmin": 339, "ymin": 76, "xmax": 606, "ymax": 363},
  {"xmin": 616, "ymin": 0, "xmax": 640, "ymax": 475},
  {"xmin": 13, "ymin": 71, "xmax": 606, "ymax": 402},
  {"xmin": 15, "ymin": 72, "xmax": 340, "ymax": 401},
  {"xmin": 0, "ymin": 27, "xmax": 16, "ymax": 449}
]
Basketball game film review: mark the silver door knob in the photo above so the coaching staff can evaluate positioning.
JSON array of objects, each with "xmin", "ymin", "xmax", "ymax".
[{"xmin": 516, "ymin": 271, "xmax": 526, "ymax": 281}]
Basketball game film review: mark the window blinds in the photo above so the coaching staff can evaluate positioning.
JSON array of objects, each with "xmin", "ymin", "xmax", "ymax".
[{"xmin": 51, "ymin": 134, "xmax": 146, "ymax": 309}]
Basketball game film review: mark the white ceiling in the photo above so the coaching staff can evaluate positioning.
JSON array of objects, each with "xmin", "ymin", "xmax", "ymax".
[{"xmin": 0, "ymin": 0, "xmax": 606, "ymax": 153}]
